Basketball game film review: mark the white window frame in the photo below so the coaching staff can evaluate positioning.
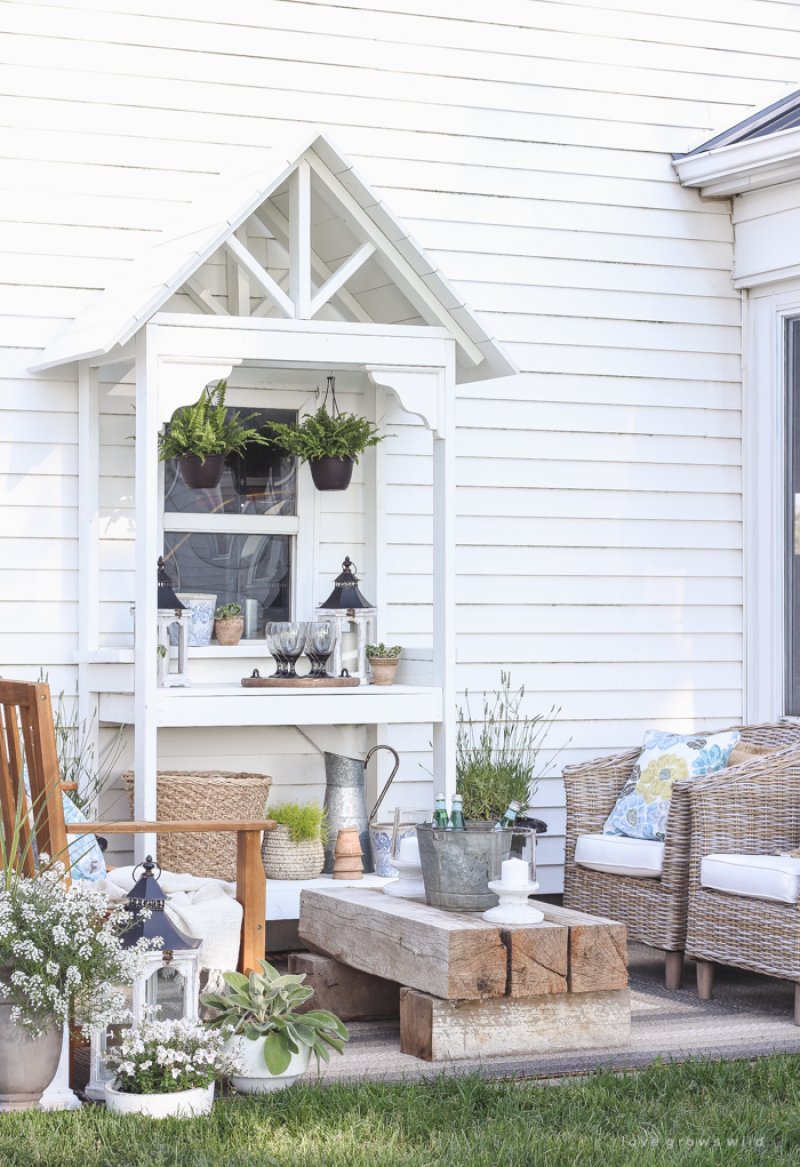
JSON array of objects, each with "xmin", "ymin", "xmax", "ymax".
[
  {"xmin": 159, "ymin": 385, "xmax": 317, "ymax": 631},
  {"xmin": 743, "ymin": 282, "xmax": 800, "ymax": 722}
]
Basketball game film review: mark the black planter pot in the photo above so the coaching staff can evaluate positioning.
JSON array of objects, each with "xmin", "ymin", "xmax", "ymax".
[
  {"xmin": 179, "ymin": 453, "xmax": 225, "ymax": 490},
  {"xmin": 309, "ymin": 456, "xmax": 354, "ymax": 491}
]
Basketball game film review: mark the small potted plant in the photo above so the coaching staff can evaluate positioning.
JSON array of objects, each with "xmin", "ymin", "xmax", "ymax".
[
  {"xmin": 214, "ymin": 602, "xmax": 244, "ymax": 646},
  {"xmin": 261, "ymin": 801, "xmax": 327, "ymax": 880},
  {"xmin": 366, "ymin": 643, "xmax": 403, "ymax": 686},
  {"xmin": 103, "ymin": 1017, "xmax": 236, "ymax": 1119},
  {"xmin": 264, "ymin": 377, "xmax": 383, "ymax": 491},
  {"xmin": 0, "ymin": 859, "xmax": 153, "ymax": 1111},
  {"xmin": 201, "ymin": 959, "xmax": 348, "ymax": 1093},
  {"xmin": 158, "ymin": 379, "xmax": 270, "ymax": 489}
]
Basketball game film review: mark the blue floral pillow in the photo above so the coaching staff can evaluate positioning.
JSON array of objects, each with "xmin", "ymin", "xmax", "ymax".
[
  {"xmin": 61, "ymin": 793, "xmax": 107, "ymax": 881},
  {"xmin": 603, "ymin": 728, "xmax": 741, "ymax": 842}
]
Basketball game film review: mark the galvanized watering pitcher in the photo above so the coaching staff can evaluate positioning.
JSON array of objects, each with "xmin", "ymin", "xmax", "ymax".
[{"xmin": 322, "ymin": 745, "xmax": 399, "ymax": 874}]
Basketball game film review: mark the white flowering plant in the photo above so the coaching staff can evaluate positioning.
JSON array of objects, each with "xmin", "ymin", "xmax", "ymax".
[
  {"xmin": 0, "ymin": 861, "xmax": 153, "ymax": 1036},
  {"xmin": 103, "ymin": 1017, "xmax": 238, "ymax": 1095}
]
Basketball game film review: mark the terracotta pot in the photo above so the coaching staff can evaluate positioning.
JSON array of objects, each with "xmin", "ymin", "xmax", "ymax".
[
  {"xmin": 0, "ymin": 1001, "xmax": 62, "ymax": 1112},
  {"xmin": 332, "ymin": 826, "xmax": 363, "ymax": 879},
  {"xmin": 104, "ymin": 1081, "xmax": 215, "ymax": 1119},
  {"xmin": 179, "ymin": 453, "xmax": 225, "ymax": 489},
  {"xmin": 369, "ymin": 658, "xmax": 400, "ymax": 686},
  {"xmin": 214, "ymin": 616, "xmax": 244, "ymax": 646},
  {"xmin": 309, "ymin": 456, "xmax": 354, "ymax": 491}
]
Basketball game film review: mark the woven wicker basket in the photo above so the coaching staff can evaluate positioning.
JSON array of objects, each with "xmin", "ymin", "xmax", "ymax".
[
  {"xmin": 123, "ymin": 770, "xmax": 272, "ymax": 882},
  {"xmin": 261, "ymin": 824, "xmax": 325, "ymax": 880}
]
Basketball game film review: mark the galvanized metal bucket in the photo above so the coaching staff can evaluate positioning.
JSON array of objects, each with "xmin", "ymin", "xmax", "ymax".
[{"xmin": 416, "ymin": 823, "xmax": 513, "ymax": 912}]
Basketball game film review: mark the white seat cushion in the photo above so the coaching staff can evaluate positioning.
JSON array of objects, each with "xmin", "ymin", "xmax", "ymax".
[
  {"xmin": 575, "ymin": 833, "xmax": 664, "ymax": 878},
  {"xmin": 700, "ymin": 853, "xmax": 800, "ymax": 905}
]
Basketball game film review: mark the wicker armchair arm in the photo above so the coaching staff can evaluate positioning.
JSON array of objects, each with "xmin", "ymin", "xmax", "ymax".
[
  {"xmin": 685, "ymin": 745, "xmax": 800, "ymax": 863},
  {"xmin": 562, "ymin": 747, "xmax": 639, "ymax": 857}
]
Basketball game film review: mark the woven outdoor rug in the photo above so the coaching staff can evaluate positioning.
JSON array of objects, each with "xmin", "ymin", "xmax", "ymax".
[{"xmin": 314, "ymin": 944, "xmax": 800, "ymax": 1084}]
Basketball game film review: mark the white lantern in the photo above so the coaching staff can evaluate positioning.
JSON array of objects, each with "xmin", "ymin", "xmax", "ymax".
[{"xmin": 85, "ymin": 858, "xmax": 202, "ymax": 1101}]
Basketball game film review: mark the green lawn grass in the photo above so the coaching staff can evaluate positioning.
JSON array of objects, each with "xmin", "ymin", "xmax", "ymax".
[{"xmin": 2, "ymin": 1058, "xmax": 800, "ymax": 1167}]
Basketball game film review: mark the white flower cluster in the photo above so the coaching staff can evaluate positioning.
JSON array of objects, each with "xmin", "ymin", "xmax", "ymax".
[
  {"xmin": 0, "ymin": 863, "xmax": 156, "ymax": 1035},
  {"xmin": 104, "ymin": 1017, "xmax": 239, "ymax": 1095}
]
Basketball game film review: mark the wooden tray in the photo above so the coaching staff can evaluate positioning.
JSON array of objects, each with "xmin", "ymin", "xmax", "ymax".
[{"xmin": 241, "ymin": 674, "xmax": 360, "ymax": 688}]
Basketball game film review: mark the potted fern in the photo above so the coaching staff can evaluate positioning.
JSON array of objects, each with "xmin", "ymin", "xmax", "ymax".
[
  {"xmin": 264, "ymin": 376, "xmax": 383, "ymax": 491},
  {"xmin": 261, "ymin": 801, "xmax": 327, "ymax": 879},
  {"xmin": 200, "ymin": 960, "xmax": 348, "ymax": 1093},
  {"xmin": 158, "ymin": 380, "xmax": 270, "ymax": 489}
]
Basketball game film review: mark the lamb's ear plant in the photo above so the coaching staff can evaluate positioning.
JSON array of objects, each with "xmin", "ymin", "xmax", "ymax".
[{"xmin": 201, "ymin": 959, "xmax": 348, "ymax": 1075}]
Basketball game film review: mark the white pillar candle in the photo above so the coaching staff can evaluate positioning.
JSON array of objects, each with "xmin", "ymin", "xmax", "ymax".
[
  {"xmin": 398, "ymin": 835, "xmax": 420, "ymax": 863},
  {"xmin": 501, "ymin": 858, "xmax": 530, "ymax": 887}
]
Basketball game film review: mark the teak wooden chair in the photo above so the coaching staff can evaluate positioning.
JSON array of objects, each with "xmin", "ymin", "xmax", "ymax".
[{"xmin": 0, "ymin": 679, "xmax": 275, "ymax": 973}]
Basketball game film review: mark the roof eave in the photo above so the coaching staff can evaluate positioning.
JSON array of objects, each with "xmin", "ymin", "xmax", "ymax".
[{"xmin": 673, "ymin": 124, "xmax": 800, "ymax": 198}]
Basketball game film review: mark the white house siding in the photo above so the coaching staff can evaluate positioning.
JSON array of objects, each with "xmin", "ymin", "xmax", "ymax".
[{"xmin": 5, "ymin": 0, "xmax": 800, "ymax": 888}]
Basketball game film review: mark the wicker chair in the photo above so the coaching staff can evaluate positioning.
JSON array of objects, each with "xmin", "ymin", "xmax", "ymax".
[
  {"xmin": 685, "ymin": 739, "xmax": 800, "ymax": 1022},
  {"xmin": 562, "ymin": 723, "xmax": 800, "ymax": 989}
]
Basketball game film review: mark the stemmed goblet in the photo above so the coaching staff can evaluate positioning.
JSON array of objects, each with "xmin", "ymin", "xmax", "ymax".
[
  {"xmin": 267, "ymin": 621, "xmax": 308, "ymax": 678},
  {"xmin": 304, "ymin": 620, "xmax": 337, "ymax": 679}
]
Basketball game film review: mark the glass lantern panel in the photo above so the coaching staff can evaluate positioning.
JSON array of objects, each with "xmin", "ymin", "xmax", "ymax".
[
  {"xmin": 163, "ymin": 532, "xmax": 291, "ymax": 636},
  {"xmin": 144, "ymin": 966, "xmax": 186, "ymax": 1020},
  {"xmin": 163, "ymin": 407, "xmax": 297, "ymax": 517}
]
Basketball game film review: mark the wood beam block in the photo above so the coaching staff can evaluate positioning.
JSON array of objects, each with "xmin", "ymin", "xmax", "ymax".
[
  {"xmin": 400, "ymin": 987, "xmax": 631, "ymax": 1062},
  {"xmin": 534, "ymin": 902, "xmax": 628, "ymax": 993},
  {"xmin": 299, "ymin": 888, "xmax": 507, "ymax": 1000},
  {"xmin": 503, "ymin": 923, "xmax": 568, "ymax": 997},
  {"xmin": 288, "ymin": 952, "xmax": 400, "ymax": 1021}
]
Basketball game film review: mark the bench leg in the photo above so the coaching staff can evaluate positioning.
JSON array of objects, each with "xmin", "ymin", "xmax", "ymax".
[
  {"xmin": 794, "ymin": 984, "xmax": 800, "ymax": 1026},
  {"xmin": 696, "ymin": 959, "xmax": 715, "ymax": 1000},
  {"xmin": 236, "ymin": 830, "xmax": 266, "ymax": 974},
  {"xmin": 664, "ymin": 950, "xmax": 684, "ymax": 990}
]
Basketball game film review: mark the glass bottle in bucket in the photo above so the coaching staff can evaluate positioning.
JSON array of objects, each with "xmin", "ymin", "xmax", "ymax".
[
  {"xmin": 449, "ymin": 794, "xmax": 466, "ymax": 831},
  {"xmin": 494, "ymin": 799, "xmax": 522, "ymax": 831},
  {"xmin": 432, "ymin": 792, "xmax": 449, "ymax": 829}
]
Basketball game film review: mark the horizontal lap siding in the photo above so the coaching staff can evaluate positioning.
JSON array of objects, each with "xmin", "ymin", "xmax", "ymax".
[{"xmin": 2, "ymin": 0, "xmax": 794, "ymax": 889}]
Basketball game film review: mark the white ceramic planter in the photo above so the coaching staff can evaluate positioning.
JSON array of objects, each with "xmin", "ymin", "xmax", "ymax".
[
  {"xmin": 225, "ymin": 1035, "xmax": 311, "ymax": 1093},
  {"xmin": 104, "ymin": 1081, "xmax": 215, "ymax": 1119}
]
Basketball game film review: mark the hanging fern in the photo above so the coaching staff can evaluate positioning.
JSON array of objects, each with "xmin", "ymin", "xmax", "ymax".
[
  {"xmin": 157, "ymin": 380, "xmax": 270, "ymax": 463},
  {"xmin": 264, "ymin": 406, "xmax": 383, "ymax": 463}
]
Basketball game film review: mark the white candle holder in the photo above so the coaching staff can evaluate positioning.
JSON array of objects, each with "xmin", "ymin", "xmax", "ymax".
[
  {"xmin": 482, "ymin": 856, "xmax": 544, "ymax": 924},
  {"xmin": 383, "ymin": 811, "xmax": 427, "ymax": 900}
]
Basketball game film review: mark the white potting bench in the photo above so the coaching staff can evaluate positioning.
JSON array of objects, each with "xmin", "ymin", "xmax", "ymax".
[{"xmin": 30, "ymin": 129, "xmax": 515, "ymax": 860}]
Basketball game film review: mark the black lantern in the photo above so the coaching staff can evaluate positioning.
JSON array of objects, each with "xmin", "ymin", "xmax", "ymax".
[
  {"xmin": 318, "ymin": 556, "xmax": 374, "ymax": 612},
  {"xmin": 122, "ymin": 856, "xmax": 200, "ymax": 953},
  {"xmin": 157, "ymin": 556, "xmax": 185, "ymax": 613}
]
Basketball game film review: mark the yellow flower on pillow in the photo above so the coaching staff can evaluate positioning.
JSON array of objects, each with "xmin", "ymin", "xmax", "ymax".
[{"xmin": 637, "ymin": 753, "xmax": 689, "ymax": 804}]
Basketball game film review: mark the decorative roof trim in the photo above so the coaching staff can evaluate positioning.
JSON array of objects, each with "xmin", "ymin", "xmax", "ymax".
[{"xmin": 29, "ymin": 129, "xmax": 516, "ymax": 383}]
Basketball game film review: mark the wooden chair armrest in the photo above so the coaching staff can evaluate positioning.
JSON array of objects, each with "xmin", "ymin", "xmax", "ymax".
[{"xmin": 65, "ymin": 820, "xmax": 276, "ymax": 835}]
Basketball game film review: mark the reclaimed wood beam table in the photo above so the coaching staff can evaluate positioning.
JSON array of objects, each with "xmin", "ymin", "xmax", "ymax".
[{"xmin": 298, "ymin": 887, "xmax": 630, "ymax": 1061}]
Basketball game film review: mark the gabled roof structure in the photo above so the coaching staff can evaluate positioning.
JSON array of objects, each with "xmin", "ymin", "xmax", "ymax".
[{"xmin": 30, "ymin": 129, "xmax": 515, "ymax": 383}]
